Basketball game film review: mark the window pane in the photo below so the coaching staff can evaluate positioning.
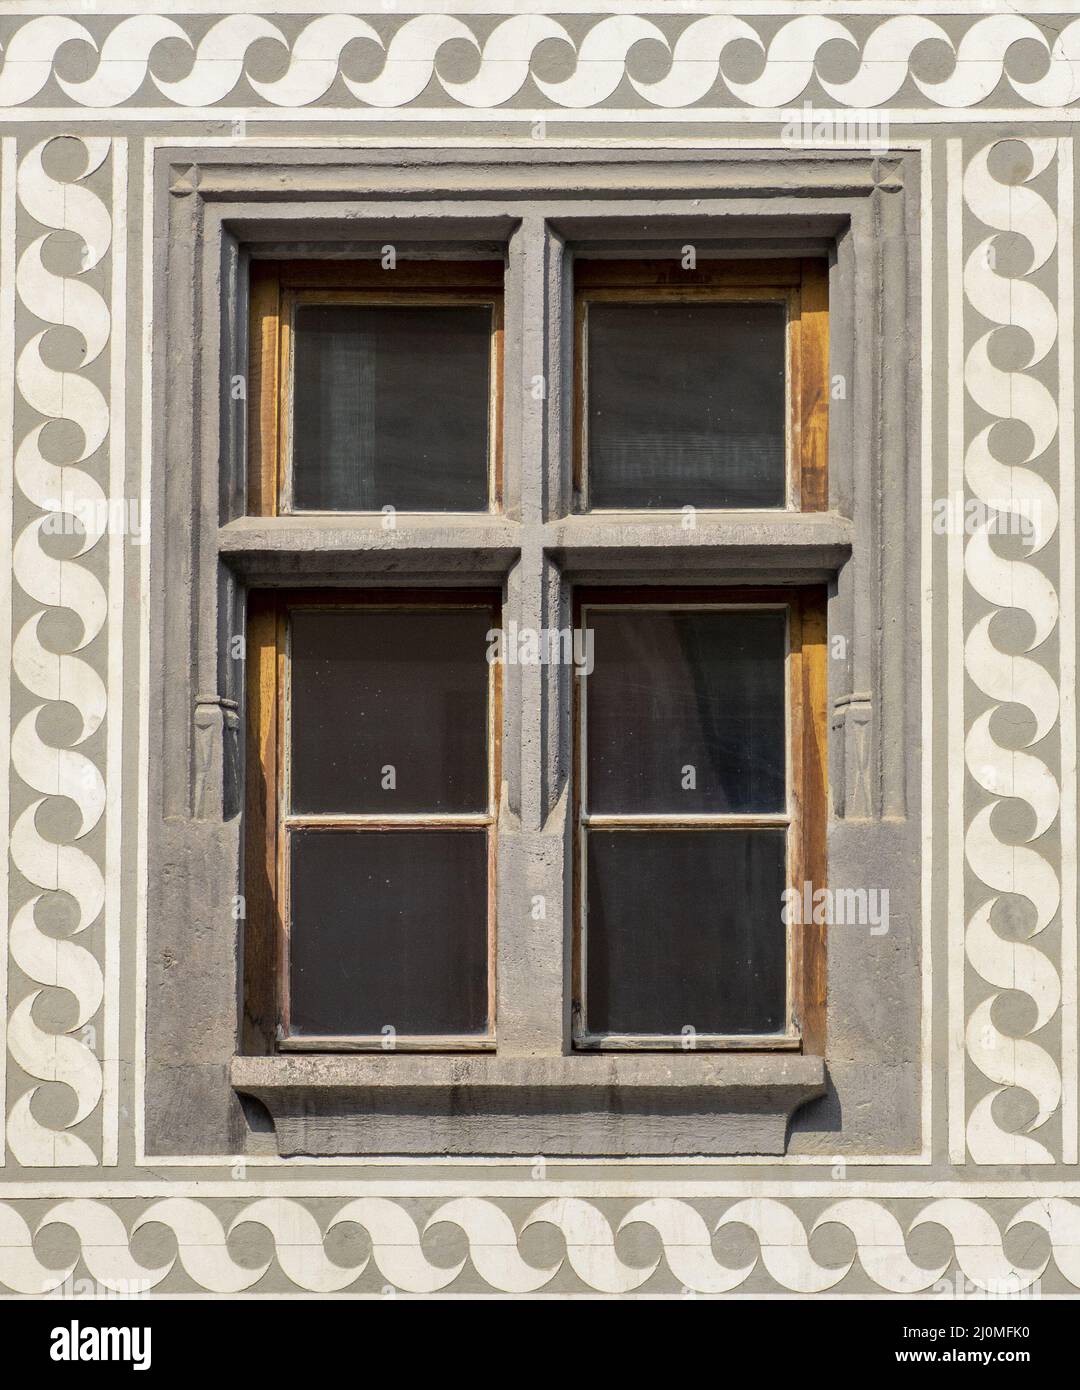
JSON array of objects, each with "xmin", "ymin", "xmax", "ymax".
[
  {"xmin": 585, "ymin": 829, "xmax": 786, "ymax": 1035},
  {"xmin": 586, "ymin": 300, "xmax": 786, "ymax": 509},
  {"xmin": 292, "ymin": 303, "xmax": 492, "ymax": 511},
  {"xmin": 585, "ymin": 608, "xmax": 786, "ymax": 814},
  {"xmin": 289, "ymin": 828, "xmax": 488, "ymax": 1036},
  {"xmin": 290, "ymin": 607, "xmax": 491, "ymax": 814}
]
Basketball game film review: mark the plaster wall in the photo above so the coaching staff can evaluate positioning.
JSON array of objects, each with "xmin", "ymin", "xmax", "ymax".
[{"xmin": 0, "ymin": 1, "xmax": 1077, "ymax": 1296}]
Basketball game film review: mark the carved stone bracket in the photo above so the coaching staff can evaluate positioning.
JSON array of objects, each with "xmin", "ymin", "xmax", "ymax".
[
  {"xmin": 832, "ymin": 692, "xmax": 874, "ymax": 821},
  {"xmin": 193, "ymin": 693, "xmax": 240, "ymax": 821}
]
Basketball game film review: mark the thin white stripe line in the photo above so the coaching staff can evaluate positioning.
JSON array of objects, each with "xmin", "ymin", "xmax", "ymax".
[
  {"xmin": 946, "ymin": 138, "xmax": 967, "ymax": 1165},
  {"xmin": 110, "ymin": 135, "xmax": 1044, "ymax": 151},
  {"xmin": 132, "ymin": 1150, "xmax": 933, "ymax": 1167},
  {"xmin": 6, "ymin": 108, "xmax": 1080, "ymax": 125},
  {"xmin": 134, "ymin": 139, "xmax": 153, "ymax": 1166},
  {"xmin": 4, "ymin": 0, "xmax": 1077, "ymax": 14},
  {"xmin": 0, "ymin": 1178, "xmax": 1076, "ymax": 1199},
  {"xmin": 920, "ymin": 142, "xmax": 935, "ymax": 1161},
  {"xmin": 102, "ymin": 138, "xmax": 127, "ymax": 1168},
  {"xmin": 1058, "ymin": 137, "xmax": 1077, "ymax": 1164},
  {"xmin": 0, "ymin": 139, "xmax": 17, "ymax": 1168},
  {"xmin": 138, "ymin": 133, "xmax": 935, "ymax": 182}
]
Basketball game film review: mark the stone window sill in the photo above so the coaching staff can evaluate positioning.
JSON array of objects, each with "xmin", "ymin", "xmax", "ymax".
[{"xmin": 231, "ymin": 1053, "xmax": 826, "ymax": 1157}]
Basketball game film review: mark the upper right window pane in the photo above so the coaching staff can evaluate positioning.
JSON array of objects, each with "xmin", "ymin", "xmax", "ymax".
[
  {"xmin": 575, "ymin": 259, "xmax": 828, "ymax": 512},
  {"xmin": 586, "ymin": 300, "xmax": 785, "ymax": 509}
]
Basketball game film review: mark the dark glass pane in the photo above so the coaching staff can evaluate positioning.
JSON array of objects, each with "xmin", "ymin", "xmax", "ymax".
[
  {"xmin": 290, "ymin": 607, "xmax": 491, "ymax": 814},
  {"xmin": 289, "ymin": 828, "xmax": 488, "ymax": 1036},
  {"xmin": 292, "ymin": 303, "xmax": 492, "ymax": 511},
  {"xmin": 585, "ymin": 829, "xmax": 787, "ymax": 1035},
  {"xmin": 585, "ymin": 608, "xmax": 786, "ymax": 814},
  {"xmin": 586, "ymin": 300, "xmax": 786, "ymax": 509}
]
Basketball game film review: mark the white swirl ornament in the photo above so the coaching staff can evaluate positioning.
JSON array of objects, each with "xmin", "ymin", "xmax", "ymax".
[
  {"xmin": 961, "ymin": 139, "xmax": 1064, "ymax": 1163},
  {"xmin": 6, "ymin": 137, "xmax": 112, "ymax": 1167}
]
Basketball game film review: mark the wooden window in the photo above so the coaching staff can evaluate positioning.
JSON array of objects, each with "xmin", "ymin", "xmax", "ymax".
[
  {"xmin": 249, "ymin": 260, "xmax": 504, "ymax": 516},
  {"xmin": 244, "ymin": 590, "xmax": 501, "ymax": 1050},
  {"xmin": 242, "ymin": 251, "xmax": 831, "ymax": 1067},
  {"xmin": 574, "ymin": 259, "xmax": 828, "ymax": 511},
  {"xmin": 572, "ymin": 588, "xmax": 827, "ymax": 1051}
]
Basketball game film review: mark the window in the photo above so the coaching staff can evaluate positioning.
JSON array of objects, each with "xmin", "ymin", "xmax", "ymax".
[
  {"xmin": 573, "ymin": 588, "xmax": 827, "ymax": 1050},
  {"xmin": 573, "ymin": 259, "xmax": 828, "ymax": 512},
  {"xmin": 248, "ymin": 259, "xmax": 504, "ymax": 516},
  {"xmin": 243, "ymin": 254, "xmax": 829, "ymax": 1058},
  {"xmin": 245, "ymin": 590, "xmax": 500, "ymax": 1049},
  {"xmin": 569, "ymin": 258, "xmax": 829, "ymax": 1049},
  {"xmin": 243, "ymin": 261, "xmax": 505, "ymax": 1051},
  {"xmin": 151, "ymin": 150, "xmax": 920, "ymax": 1158}
]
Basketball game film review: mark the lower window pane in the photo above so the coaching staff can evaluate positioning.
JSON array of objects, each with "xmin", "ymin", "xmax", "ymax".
[
  {"xmin": 288, "ymin": 828, "xmax": 488, "ymax": 1037},
  {"xmin": 585, "ymin": 829, "xmax": 787, "ymax": 1036}
]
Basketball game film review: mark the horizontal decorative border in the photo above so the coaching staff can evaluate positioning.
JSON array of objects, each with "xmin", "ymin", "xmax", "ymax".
[
  {"xmin": 4, "ymin": 12, "xmax": 1080, "ymax": 113},
  {"xmin": 0, "ymin": 1193, "xmax": 1077, "ymax": 1293}
]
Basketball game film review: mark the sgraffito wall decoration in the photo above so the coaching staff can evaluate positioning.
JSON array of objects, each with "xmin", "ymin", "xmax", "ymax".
[
  {"xmin": 5, "ymin": 12, "xmax": 1080, "ymax": 114},
  {"xmin": 957, "ymin": 136, "xmax": 1076, "ymax": 1167},
  {"xmin": 0, "ymin": 2, "xmax": 1079, "ymax": 1296},
  {"xmin": 5, "ymin": 136, "xmax": 116, "ymax": 1169},
  {"xmin": 0, "ymin": 1192, "xmax": 1077, "ymax": 1295}
]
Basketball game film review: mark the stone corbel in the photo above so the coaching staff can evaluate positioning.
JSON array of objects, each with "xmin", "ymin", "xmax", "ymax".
[
  {"xmin": 193, "ymin": 693, "xmax": 240, "ymax": 821},
  {"xmin": 832, "ymin": 692, "xmax": 873, "ymax": 820}
]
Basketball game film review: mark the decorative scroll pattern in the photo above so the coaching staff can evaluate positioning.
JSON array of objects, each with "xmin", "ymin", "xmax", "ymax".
[
  {"xmin": 6, "ymin": 137, "xmax": 112, "ymax": 1166},
  {"xmin": 3, "ymin": 13, "xmax": 1080, "ymax": 111},
  {"xmin": 0, "ymin": 6, "xmax": 1075, "ymax": 1288},
  {"xmin": 0, "ymin": 1195, "xmax": 1072, "ymax": 1294},
  {"xmin": 962, "ymin": 140, "xmax": 1064, "ymax": 1163}
]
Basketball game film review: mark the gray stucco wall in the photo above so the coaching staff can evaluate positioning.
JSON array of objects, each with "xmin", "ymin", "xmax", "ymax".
[{"xmin": 0, "ymin": 1, "xmax": 1078, "ymax": 1296}]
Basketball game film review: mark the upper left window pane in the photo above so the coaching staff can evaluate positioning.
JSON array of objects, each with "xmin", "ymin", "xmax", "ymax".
[{"xmin": 290, "ymin": 301, "xmax": 494, "ymax": 512}]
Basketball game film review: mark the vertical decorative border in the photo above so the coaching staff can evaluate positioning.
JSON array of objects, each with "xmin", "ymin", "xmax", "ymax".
[
  {"xmin": 5, "ymin": 136, "xmax": 115, "ymax": 1166},
  {"xmin": 947, "ymin": 138, "xmax": 967, "ymax": 1163},
  {"xmin": 1056, "ymin": 139, "xmax": 1077, "ymax": 1164},
  {"xmin": 920, "ymin": 141, "xmax": 935, "ymax": 1156},
  {"xmin": 133, "ymin": 132, "xmax": 153, "ymax": 1170},
  {"xmin": 958, "ymin": 136, "xmax": 1070, "ymax": 1164},
  {"xmin": 102, "ymin": 139, "xmax": 126, "ymax": 1168},
  {"xmin": 0, "ymin": 137, "xmax": 17, "ymax": 1168}
]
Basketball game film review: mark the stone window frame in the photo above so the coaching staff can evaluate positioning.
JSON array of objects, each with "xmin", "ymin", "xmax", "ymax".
[{"xmin": 146, "ymin": 147, "xmax": 921, "ymax": 1159}]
